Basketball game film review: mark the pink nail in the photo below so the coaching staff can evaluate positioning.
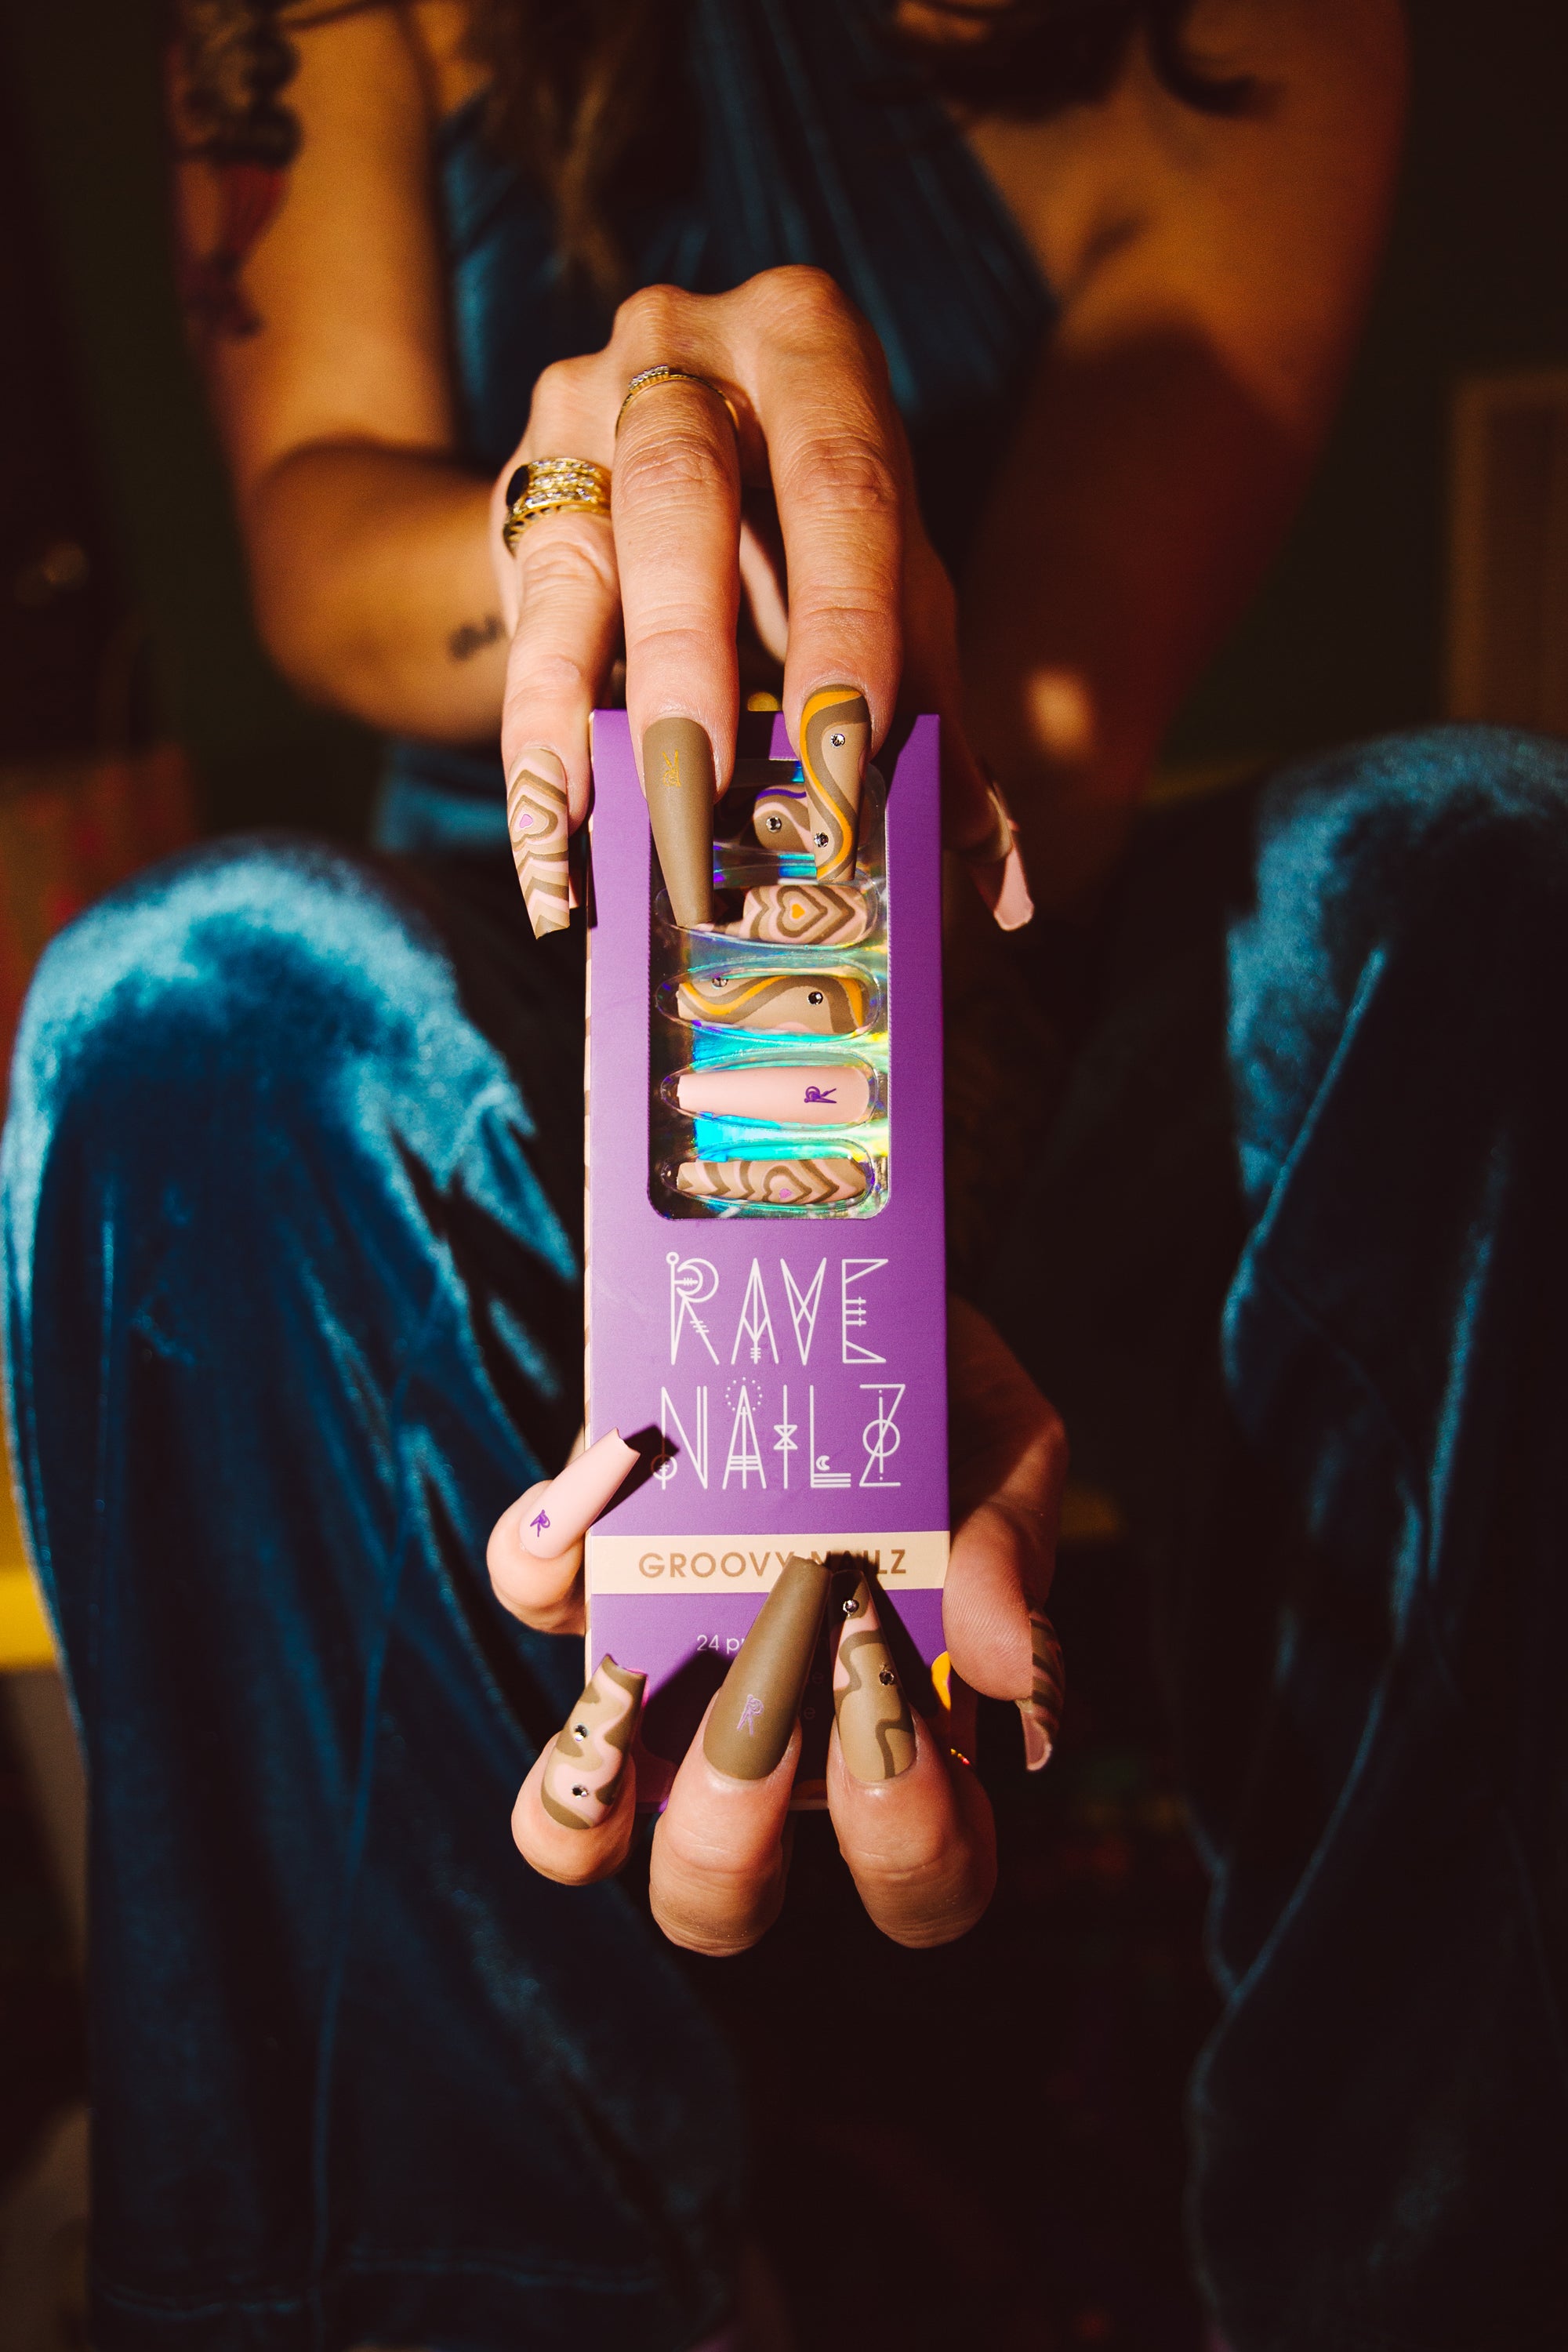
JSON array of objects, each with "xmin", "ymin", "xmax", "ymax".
[
  {"xmin": 675, "ymin": 1062, "xmax": 873, "ymax": 1125},
  {"xmin": 517, "ymin": 1430, "xmax": 639, "ymax": 1561}
]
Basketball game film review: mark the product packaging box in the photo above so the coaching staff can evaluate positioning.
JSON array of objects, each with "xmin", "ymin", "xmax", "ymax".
[{"xmin": 583, "ymin": 709, "xmax": 948, "ymax": 1806}]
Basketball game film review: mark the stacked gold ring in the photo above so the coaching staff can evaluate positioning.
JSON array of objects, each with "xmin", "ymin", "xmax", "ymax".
[
  {"xmin": 616, "ymin": 364, "xmax": 741, "ymax": 438},
  {"xmin": 500, "ymin": 456, "xmax": 612, "ymax": 553}
]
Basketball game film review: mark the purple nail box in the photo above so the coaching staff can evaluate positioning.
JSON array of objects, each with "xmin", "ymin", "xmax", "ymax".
[{"xmin": 584, "ymin": 710, "xmax": 949, "ymax": 1806}]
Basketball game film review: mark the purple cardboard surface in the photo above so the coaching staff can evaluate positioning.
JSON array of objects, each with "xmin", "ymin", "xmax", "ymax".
[{"xmin": 584, "ymin": 711, "xmax": 949, "ymax": 1803}]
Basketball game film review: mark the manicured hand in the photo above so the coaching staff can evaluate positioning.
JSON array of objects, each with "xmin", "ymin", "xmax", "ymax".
[
  {"xmin": 648, "ymin": 1298, "xmax": 1065, "ymax": 1952},
  {"xmin": 488, "ymin": 268, "xmax": 1027, "ymax": 937}
]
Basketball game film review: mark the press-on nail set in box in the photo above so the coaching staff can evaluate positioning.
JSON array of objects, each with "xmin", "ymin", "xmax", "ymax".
[{"xmin": 583, "ymin": 709, "xmax": 949, "ymax": 1807}]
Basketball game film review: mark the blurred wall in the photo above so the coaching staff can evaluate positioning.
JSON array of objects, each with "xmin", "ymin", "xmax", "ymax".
[
  {"xmin": 2, "ymin": 0, "xmax": 378, "ymax": 836},
  {"xmin": 4, "ymin": 0, "xmax": 1566, "ymax": 819}
]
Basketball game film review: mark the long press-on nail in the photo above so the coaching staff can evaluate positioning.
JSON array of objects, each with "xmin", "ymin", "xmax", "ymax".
[
  {"xmin": 518, "ymin": 1429, "xmax": 639, "ymax": 1562},
  {"xmin": 506, "ymin": 752, "xmax": 572, "ymax": 938},
  {"xmin": 753, "ymin": 786, "xmax": 813, "ymax": 855},
  {"xmin": 1019, "ymin": 1610, "xmax": 1065, "ymax": 1769},
  {"xmin": 718, "ymin": 883, "xmax": 872, "ymax": 947},
  {"xmin": 676, "ymin": 1156, "xmax": 869, "ymax": 1207},
  {"xmin": 675, "ymin": 1062, "xmax": 873, "ymax": 1126},
  {"xmin": 801, "ymin": 687, "xmax": 871, "ymax": 882},
  {"xmin": 959, "ymin": 779, "xmax": 1034, "ymax": 933},
  {"xmin": 704, "ymin": 1554, "xmax": 832, "ymax": 1779},
  {"xmin": 833, "ymin": 1569, "xmax": 916, "ymax": 1782},
  {"xmin": 642, "ymin": 716, "xmax": 716, "ymax": 928},
  {"xmin": 674, "ymin": 969, "xmax": 868, "ymax": 1036},
  {"xmin": 540, "ymin": 1656, "xmax": 646, "ymax": 1829}
]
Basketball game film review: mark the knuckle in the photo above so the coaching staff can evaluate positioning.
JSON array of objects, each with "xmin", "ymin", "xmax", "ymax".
[
  {"xmin": 515, "ymin": 521, "xmax": 618, "ymax": 602},
  {"xmin": 614, "ymin": 428, "xmax": 730, "ymax": 505},
  {"xmin": 613, "ymin": 281, "xmax": 687, "ymax": 352},
  {"xmin": 527, "ymin": 353, "xmax": 598, "ymax": 434},
  {"xmin": 506, "ymin": 642, "xmax": 600, "ymax": 709},
  {"xmin": 776, "ymin": 430, "xmax": 901, "ymax": 521},
  {"xmin": 757, "ymin": 263, "xmax": 849, "ymax": 329}
]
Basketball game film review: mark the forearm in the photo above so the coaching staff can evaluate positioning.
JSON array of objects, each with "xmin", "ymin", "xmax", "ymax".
[
  {"xmin": 960, "ymin": 324, "xmax": 1314, "ymax": 909},
  {"xmin": 243, "ymin": 442, "xmax": 506, "ymax": 739}
]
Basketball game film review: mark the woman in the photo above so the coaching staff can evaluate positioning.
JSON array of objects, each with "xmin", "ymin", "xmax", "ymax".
[{"xmin": 8, "ymin": 1, "xmax": 1566, "ymax": 2347}]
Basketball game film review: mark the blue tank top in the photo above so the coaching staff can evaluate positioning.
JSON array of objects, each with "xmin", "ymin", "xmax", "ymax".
[{"xmin": 375, "ymin": 0, "xmax": 1053, "ymax": 852}]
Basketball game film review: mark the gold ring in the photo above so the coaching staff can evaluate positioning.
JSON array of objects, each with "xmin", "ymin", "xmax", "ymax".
[
  {"xmin": 501, "ymin": 456, "xmax": 612, "ymax": 554},
  {"xmin": 615, "ymin": 365, "xmax": 741, "ymax": 438}
]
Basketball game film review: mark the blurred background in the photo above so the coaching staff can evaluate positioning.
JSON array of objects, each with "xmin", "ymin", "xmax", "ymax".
[{"xmin": 0, "ymin": 0, "xmax": 1564, "ymax": 2344}]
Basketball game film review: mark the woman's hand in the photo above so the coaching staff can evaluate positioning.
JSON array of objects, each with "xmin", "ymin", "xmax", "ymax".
[
  {"xmin": 488, "ymin": 1301, "xmax": 1068, "ymax": 1942},
  {"xmin": 489, "ymin": 267, "xmax": 1022, "ymax": 935}
]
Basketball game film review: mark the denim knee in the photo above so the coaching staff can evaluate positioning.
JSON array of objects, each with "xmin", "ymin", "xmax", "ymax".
[{"xmin": 4, "ymin": 838, "xmax": 542, "ymax": 1265}]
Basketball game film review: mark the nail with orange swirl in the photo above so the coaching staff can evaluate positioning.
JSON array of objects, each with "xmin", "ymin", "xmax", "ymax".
[
  {"xmin": 506, "ymin": 752, "xmax": 571, "ymax": 938},
  {"xmin": 674, "ymin": 1062, "xmax": 873, "ymax": 1127},
  {"xmin": 675, "ymin": 1156, "xmax": 869, "ymax": 1207},
  {"xmin": 833, "ymin": 1569, "xmax": 916, "ymax": 1782},
  {"xmin": 540, "ymin": 1655, "xmax": 646, "ymax": 1829},
  {"xmin": 752, "ymin": 786, "xmax": 815, "ymax": 856},
  {"xmin": 801, "ymin": 685, "xmax": 871, "ymax": 883},
  {"xmin": 673, "ymin": 968, "xmax": 869, "ymax": 1036},
  {"xmin": 717, "ymin": 883, "xmax": 873, "ymax": 947}
]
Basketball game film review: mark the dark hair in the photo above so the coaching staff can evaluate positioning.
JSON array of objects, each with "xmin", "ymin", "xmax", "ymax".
[{"xmin": 172, "ymin": 0, "xmax": 1255, "ymax": 300}]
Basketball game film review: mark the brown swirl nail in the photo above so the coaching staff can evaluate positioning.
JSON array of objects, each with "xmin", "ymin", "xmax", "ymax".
[
  {"xmin": 540, "ymin": 1656, "xmax": 645, "ymax": 1829},
  {"xmin": 704, "ymin": 1554, "xmax": 832, "ymax": 1780},
  {"xmin": 801, "ymin": 686, "xmax": 870, "ymax": 882},
  {"xmin": 506, "ymin": 753, "xmax": 571, "ymax": 938},
  {"xmin": 642, "ymin": 716, "xmax": 715, "ymax": 928},
  {"xmin": 717, "ymin": 883, "xmax": 873, "ymax": 946},
  {"xmin": 673, "ymin": 968, "xmax": 869, "ymax": 1036},
  {"xmin": 833, "ymin": 1570, "xmax": 915, "ymax": 1781},
  {"xmin": 752, "ymin": 786, "xmax": 814, "ymax": 855},
  {"xmin": 1019, "ymin": 1610, "xmax": 1065, "ymax": 1770},
  {"xmin": 675, "ymin": 1156, "xmax": 869, "ymax": 1207}
]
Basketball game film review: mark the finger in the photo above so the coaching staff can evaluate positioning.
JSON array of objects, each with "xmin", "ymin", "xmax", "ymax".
[
  {"xmin": 942, "ymin": 1298, "xmax": 1069, "ymax": 1763},
  {"xmin": 612, "ymin": 358, "xmax": 743, "ymax": 931},
  {"xmin": 492, "ymin": 358, "xmax": 622, "ymax": 937},
  {"xmin": 512, "ymin": 1654, "xmax": 644, "ymax": 1886},
  {"xmin": 901, "ymin": 524, "xmax": 1034, "ymax": 929},
  {"xmin": 648, "ymin": 1698, "xmax": 799, "ymax": 1955},
  {"xmin": 825, "ymin": 1566, "xmax": 996, "ymax": 1945},
  {"xmin": 648, "ymin": 1551, "xmax": 831, "ymax": 1954},
  {"xmin": 486, "ymin": 1429, "xmax": 639, "ymax": 1636},
  {"xmin": 745, "ymin": 271, "xmax": 905, "ymax": 760}
]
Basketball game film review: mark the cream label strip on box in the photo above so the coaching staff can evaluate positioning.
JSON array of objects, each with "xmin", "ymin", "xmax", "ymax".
[{"xmin": 586, "ymin": 1531, "xmax": 949, "ymax": 1592}]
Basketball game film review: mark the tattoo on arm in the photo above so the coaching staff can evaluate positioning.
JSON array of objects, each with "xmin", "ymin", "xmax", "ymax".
[{"xmin": 448, "ymin": 614, "xmax": 505, "ymax": 662}]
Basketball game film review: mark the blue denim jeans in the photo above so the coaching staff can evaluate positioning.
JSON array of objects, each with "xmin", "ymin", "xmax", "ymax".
[{"xmin": 5, "ymin": 728, "xmax": 1566, "ymax": 2351}]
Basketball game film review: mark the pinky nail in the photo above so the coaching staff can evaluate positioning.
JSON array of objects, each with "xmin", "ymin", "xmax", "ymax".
[
  {"xmin": 506, "ymin": 754, "xmax": 572, "ymax": 937},
  {"xmin": 800, "ymin": 686, "xmax": 870, "ymax": 882},
  {"xmin": 962, "ymin": 779, "xmax": 1034, "ymax": 933},
  {"xmin": 833, "ymin": 1570, "xmax": 916, "ymax": 1782},
  {"xmin": 540, "ymin": 1656, "xmax": 645, "ymax": 1830},
  {"xmin": 1019, "ymin": 1610, "xmax": 1065, "ymax": 1770},
  {"xmin": 518, "ymin": 1429, "xmax": 639, "ymax": 1562}
]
